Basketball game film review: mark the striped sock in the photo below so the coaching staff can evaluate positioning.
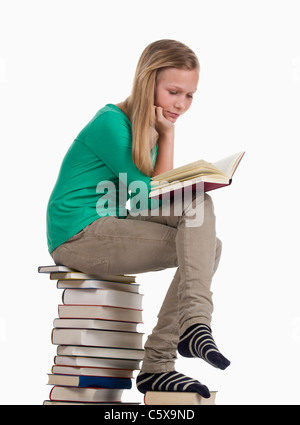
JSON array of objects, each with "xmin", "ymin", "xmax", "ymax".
[
  {"xmin": 178, "ymin": 324, "xmax": 230, "ymax": 370},
  {"xmin": 136, "ymin": 371, "xmax": 210, "ymax": 398}
]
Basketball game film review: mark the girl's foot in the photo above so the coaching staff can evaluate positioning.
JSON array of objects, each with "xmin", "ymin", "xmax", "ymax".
[
  {"xmin": 136, "ymin": 370, "xmax": 210, "ymax": 398},
  {"xmin": 178, "ymin": 323, "xmax": 230, "ymax": 370}
]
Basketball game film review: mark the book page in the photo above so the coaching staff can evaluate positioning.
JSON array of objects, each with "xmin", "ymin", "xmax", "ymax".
[
  {"xmin": 150, "ymin": 173, "xmax": 228, "ymax": 191},
  {"xmin": 151, "ymin": 160, "xmax": 224, "ymax": 183},
  {"xmin": 212, "ymin": 152, "xmax": 244, "ymax": 178}
]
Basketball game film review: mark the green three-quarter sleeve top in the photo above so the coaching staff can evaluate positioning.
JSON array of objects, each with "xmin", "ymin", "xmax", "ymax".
[{"xmin": 47, "ymin": 104, "xmax": 158, "ymax": 253}]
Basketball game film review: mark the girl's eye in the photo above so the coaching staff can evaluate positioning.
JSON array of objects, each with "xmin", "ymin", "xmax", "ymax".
[
  {"xmin": 169, "ymin": 91, "xmax": 177, "ymax": 95},
  {"xmin": 187, "ymin": 94, "xmax": 193, "ymax": 99}
]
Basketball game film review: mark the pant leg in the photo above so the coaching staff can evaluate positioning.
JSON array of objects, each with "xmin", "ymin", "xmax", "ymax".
[
  {"xmin": 141, "ymin": 239, "xmax": 222, "ymax": 373},
  {"xmin": 133, "ymin": 192, "xmax": 222, "ymax": 373},
  {"xmin": 51, "ymin": 215, "xmax": 178, "ymax": 277},
  {"xmin": 134, "ymin": 192, "xmax": 219, "ymax": 331}
]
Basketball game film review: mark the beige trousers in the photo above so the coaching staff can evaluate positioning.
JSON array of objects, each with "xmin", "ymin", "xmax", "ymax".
[{"xmin": 51, "ymin": 192, "xmax": 222, "ymax": 373}]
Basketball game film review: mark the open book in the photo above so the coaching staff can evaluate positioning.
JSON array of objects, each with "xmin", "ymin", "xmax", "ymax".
[{"xmin": 149, "ymin": 151, "xmax": 245, "ymax": 198}]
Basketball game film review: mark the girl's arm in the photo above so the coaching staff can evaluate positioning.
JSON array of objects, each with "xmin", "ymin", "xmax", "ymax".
[{"xmin": 151, "ymin": 107, "xmax": 175, "ymax": 177}]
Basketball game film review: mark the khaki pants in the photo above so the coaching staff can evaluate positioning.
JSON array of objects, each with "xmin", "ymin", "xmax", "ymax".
[{"xmin": 51, "ymin": 193, "xmax": 222, "ymax": 373}]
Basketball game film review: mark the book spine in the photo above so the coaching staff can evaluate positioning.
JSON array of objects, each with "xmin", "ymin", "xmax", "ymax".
[
  {"xmin": 51, "ymin": 328, "xmax": 54, "ymax": 344},
  {"xmin": 78, "ymin": 376, "xmax": 132, "ymax": 389},
  {"xmin": 49, "ymin": 386, "xmax": 54, "ymax": 400}
]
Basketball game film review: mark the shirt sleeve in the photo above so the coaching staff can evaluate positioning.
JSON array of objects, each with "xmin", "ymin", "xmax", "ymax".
[
  {"xmin": 85, "ymin": 110, "xmax": 152, "ymax": 188},
  {"xmin": 83, "ymin": 109, "xmax": 161, "ymax": 213}
]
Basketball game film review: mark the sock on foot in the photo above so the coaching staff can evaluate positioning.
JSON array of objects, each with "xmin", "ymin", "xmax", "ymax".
[
  {"xmin": 178, "ymin": 324, "xmax": 230, "ymax": 370},
  {"xmin": 136, "ymin": 370, "xmax": 210, "ymax": 398}
]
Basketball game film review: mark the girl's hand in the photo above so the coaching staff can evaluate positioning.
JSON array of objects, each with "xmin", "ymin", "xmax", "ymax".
[
  {"xmin": 153, "ymin": 106, "xmax": 174, "ymax": 138},
  {"xmin": 150, "ymin": 106, "xmax": 175, "ymax": 176}
]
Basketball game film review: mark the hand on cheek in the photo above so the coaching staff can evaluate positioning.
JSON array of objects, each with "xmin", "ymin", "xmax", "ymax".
[{"xmin": 154, "ymin": 106, "xmax": 174, "ymax": 137}]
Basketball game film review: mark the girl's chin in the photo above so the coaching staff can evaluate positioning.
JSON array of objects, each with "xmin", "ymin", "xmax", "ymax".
[
  {"xmin": 165, "ymin": 111, "xmax": 180, "ymax": 122},
  {"xmin": 163, "ymin": 112, "xmax": 179, "ymax": 123},
  {"xmin": 167, "ymin": 116, "xmax": 178, "ymax": 123}
]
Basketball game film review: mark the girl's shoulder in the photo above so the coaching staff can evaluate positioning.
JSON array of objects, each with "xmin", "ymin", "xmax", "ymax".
[
  {"xmin": 94, "ymin": 103, "xmax": 129, "ymax": 124},
  {"xmin": 76, "ymin": 104, "xmax": 132, "ymax": 148},
  {"xmin": 83, "ymin": 104, "xmax": 130, "ymax": 135}
]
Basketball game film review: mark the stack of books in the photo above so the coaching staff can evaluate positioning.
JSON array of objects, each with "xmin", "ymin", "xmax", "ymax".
[{"xmin": 38, "ymin": 265, "xmax": 144, "ymax": 405}]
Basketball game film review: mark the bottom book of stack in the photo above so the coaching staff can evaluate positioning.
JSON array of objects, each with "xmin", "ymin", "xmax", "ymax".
[{"xmin": 39, "ymin": 265, "xmax": 145, "ymax": 405}]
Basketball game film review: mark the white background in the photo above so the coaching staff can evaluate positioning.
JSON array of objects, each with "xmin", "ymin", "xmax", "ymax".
[{"xmin": 0, "ymin": 0, "xmax": 299, "ymax": 405}]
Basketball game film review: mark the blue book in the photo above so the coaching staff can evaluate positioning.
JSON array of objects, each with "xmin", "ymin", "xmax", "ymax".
[{"xmin": 48, "ymin": 374, "xmax": 132, "ymax": 389}]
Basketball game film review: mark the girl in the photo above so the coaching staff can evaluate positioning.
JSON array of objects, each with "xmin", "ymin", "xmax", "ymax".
[{"xmin": 47, "ymin": 39, "xmax": 230, "ymax": 398}]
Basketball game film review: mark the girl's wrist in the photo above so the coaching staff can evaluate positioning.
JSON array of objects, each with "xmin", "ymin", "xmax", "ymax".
[{"xmin": 157, "ymin": 126, "xmax": 175, "ymax": 140}]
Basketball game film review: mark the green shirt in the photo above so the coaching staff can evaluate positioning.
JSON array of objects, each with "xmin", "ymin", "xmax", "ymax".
[{"xmin": 47, "ymin": 104, "xmax": 158, "ymax": 253}]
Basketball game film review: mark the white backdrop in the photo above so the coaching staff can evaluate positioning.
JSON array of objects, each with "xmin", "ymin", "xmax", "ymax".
[{"xmin": 1, "ymin": 0, "xmax": 299, "ymax": 405}]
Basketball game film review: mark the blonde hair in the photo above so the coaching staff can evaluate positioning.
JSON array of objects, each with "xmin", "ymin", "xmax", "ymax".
[{"xmin": 125, "ymin": 39, "xmax": 200, "ymax": 176}]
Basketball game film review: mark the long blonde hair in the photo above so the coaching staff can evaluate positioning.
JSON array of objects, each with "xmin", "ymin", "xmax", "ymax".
[{"xmin": 125, "ymin": 39, "xmax": 200, "ymax": 176}]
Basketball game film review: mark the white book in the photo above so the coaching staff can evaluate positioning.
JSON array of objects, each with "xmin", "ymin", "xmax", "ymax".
[
  {"xmin": 38, "ymin": 264, "xmax": 136, "ymax": 283},
  {"xmin": 53, "ymin": 318, "xmax": 138, "ymax": 332},
  {"xmin": 57, "ymin": 279, "xmax": 140, "ymax": 293},
  {"xmin": 51, "ymin": 364, "xmax": 134, "ymax": 378},
  {"xmin": 56, "ymin": 345, "xmax": 144, "ymax": 360},
  {"xmin": 58, "ymin": 304, "xmax": 143, "ymax": 323},
  {"xmin": 52, "ymin": 328, "xmax": 144, "ymax": 349},
  {"xmin": 62, "ymin": 288, "xmax": 143, "ymax": 310},
  {"xmin": 49, "ymin": 386, "xmax": 124, "ymax": 403},
  {"xmin": 54, "ymin": 355, "xmax": 141, "ymax": 370}
]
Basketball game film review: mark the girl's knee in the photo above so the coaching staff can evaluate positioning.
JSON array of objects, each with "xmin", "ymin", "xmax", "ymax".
[{"xmin": 204, "ymin": 193, "xmax": 215, "ymax": 214}]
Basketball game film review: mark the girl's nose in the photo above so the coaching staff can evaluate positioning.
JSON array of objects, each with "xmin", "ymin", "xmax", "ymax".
[{"xmin": 174, "ymin": 96, "xmax": 186, "ymax": 110}]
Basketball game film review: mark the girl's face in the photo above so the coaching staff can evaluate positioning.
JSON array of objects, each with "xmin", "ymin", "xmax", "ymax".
[{"xmin": 154, "ymin": 67, "xmax": 199, "ymax": 123}]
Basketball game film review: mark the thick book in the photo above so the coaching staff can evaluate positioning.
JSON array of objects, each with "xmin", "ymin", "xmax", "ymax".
[
  {"xmin": 48, "ymin": 374, "xmax": 132, "ymax": 389},
  {"xmin": 38, "ymin": 265, "xmax": 136, "ymax": 283},
  {"xmin": 52, "ymin": 328, "xmax": 144, "ymax": 349},
  {"xmin": 54, "ymin": 355, "xmax": 141, "ymax": 370},
  {"xmin": 144, "ymin": 391, "xmax": 217, "ymax": 405},
  {"xmin": 56, "ymin": 345, "xmax": 144, "ymax": 361},
  {"xmin": 149, "ymin": 151, "xmax": 244, "ymax": 198},
  {"xmin": 62, "ymin": 288, "xmax": 143, "ymax": 310},
  {"xmin": 51, "ymin": 365, "xmax": 134, "ymax": 378},
  {"xmin": 58, "ymin": 304, "xmax": 143, "ymax": 323},
  {"xmin": 53, "ymin": 318, "xmax": 138, "ymax": 332},
  {"xmin": 49, "ymin": 386, "xmax": 124, "ymax": 403},
  {"xmin": 56, "ymin": 279, "xmax": 140, "ymax": 293}
]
